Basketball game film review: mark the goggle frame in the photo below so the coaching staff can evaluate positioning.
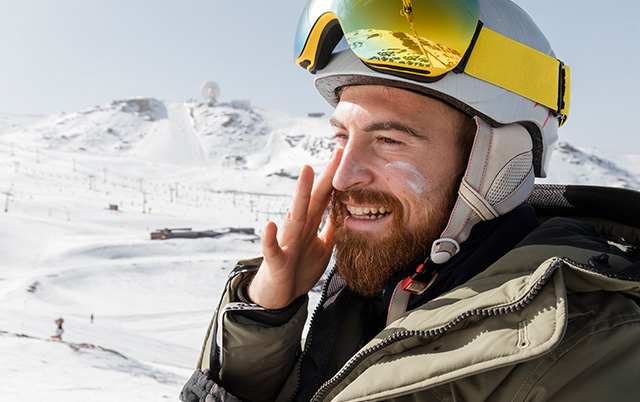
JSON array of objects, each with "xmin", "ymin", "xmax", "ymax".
[{"xmin": 294, "ymin": 1, "xmax": 570, "ymax": 125}]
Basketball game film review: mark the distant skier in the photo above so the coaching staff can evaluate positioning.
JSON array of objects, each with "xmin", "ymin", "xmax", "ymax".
[
  {"xmin": 90, "ymin": 313, "xmax": 94, "ymax": 324},
  {"xmin": 53, "ymin": 317, "xmax": 64, "ymax": 341}
]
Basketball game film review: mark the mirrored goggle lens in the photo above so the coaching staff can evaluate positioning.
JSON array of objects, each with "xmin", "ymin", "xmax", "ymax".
[{"xmin": 294, "ymin": 0, "xmax": 480, "ymax": 77}]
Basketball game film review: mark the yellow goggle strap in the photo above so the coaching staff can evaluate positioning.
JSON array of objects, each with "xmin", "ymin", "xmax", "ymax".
[
  {"xmin": 295, "ymin": 12, "xmax": 340, "ymax": 73},
  {"xmin": 465, "ymin": 27, "xmax": 570, "ymax": 125}
]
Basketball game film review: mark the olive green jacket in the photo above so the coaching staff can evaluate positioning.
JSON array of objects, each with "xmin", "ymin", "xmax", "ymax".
[{"xmin": 193, "ymin": 215, "xmax": 640, "ymax": 401}]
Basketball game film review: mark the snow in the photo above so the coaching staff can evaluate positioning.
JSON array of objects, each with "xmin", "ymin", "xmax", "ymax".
[{"xmin": 0, "ymin": 98, "xmax": 638, "ymax": 400}]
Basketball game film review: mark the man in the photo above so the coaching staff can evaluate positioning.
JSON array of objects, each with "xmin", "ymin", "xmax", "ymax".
[
  {"xmin": 54, "ymin": 317, "xmax": 64, "ymax": 340},
  {"xmin": 181, "ymin": 0, "xmax": 640, "ymax": 401}
]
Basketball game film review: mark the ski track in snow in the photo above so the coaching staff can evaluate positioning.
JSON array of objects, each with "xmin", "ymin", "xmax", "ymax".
[{"xmin": 0, "ymin": 98, "xmax": 637, "ymax": 400}]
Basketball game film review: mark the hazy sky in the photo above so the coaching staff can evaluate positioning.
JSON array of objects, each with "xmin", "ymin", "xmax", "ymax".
[{"xmin": 0, "ymin": 0, "xmax": 638, "ymax": 154}]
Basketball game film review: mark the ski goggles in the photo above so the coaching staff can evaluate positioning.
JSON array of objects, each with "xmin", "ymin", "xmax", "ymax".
[{"xmin": 294, "ymin": 0, "xmax": 570, "ymax": 125}]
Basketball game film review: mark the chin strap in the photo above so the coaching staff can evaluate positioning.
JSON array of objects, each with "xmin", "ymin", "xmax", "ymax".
[{"xmin": 386, "ymin": 238, "xmax": 460, "ymax": 326}]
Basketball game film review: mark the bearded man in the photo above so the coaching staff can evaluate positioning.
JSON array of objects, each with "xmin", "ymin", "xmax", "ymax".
[{"xmin": 181, "ymin": 1, "xmax": 640, "ymax": 401}]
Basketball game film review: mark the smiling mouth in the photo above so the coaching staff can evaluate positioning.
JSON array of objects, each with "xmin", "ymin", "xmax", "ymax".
[{"xmin": 345, "ymin": 205, "xmax": 392, "ymax": 220}]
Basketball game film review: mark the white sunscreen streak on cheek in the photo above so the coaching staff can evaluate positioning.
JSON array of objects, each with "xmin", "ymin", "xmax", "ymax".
[{"xmin": 386, "ymin": 162, "xmax": 428, "ymax": 195}]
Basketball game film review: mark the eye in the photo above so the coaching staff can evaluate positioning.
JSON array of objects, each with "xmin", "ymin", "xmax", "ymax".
[
  {"xmin": 377, "ymin": 136, "xmax": 402, "ymax": 146},
  {"xmin": 334, "ymin": 132, "xmax": 349, "ymax": 144}
]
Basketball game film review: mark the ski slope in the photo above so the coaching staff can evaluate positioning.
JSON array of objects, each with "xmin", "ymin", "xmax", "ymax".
[{"xmin": 0, "ymin": 98, "xmax": 638, "ymax": 400}]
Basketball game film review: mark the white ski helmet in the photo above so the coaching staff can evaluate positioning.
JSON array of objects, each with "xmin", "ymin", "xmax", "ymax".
[{"xmin": 294, "ymin": 0, "xmax": 571, "ymax": 262}]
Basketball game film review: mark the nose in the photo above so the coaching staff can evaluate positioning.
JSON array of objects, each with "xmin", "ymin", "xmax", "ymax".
[{"xmin": 332, "ymin": 141, "xmax": 374, "ymax": 191}]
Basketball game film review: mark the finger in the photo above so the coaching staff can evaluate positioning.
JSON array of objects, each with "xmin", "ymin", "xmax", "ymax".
[
  {"xmin": 280, "ymin": 165, "xmax": 315, "ymax": 243},
  {"xmin": 309, "ymin": 219, "xmax": 335, "ymax": 271},
  {"xmin": 308, "ymin": 148, "xmax": 343, "ymax": 220},
  {"xmin": 261, "ymin": 221, "xmax": 286, "ymax": 267},
  {"xmin": 319, "ymin": 216, "xmax": 335, "ymax": 248}
]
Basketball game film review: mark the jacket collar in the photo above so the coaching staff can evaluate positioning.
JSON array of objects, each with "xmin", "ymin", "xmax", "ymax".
[{"xmin": 382, "ymin": 204, "xmax": 540, "ymax": 311}]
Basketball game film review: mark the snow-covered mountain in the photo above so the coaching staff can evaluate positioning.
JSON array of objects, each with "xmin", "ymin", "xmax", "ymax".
[
  {"xmin": 541, "ymin": 142, "xmax": 640, "ymax": 189},
  {"xmin": 0, "ymin": 98, "xmax": 638, "ymax": 400}
]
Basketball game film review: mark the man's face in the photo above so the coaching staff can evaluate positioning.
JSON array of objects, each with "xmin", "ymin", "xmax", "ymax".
[{"xmin": 329, "ymin": 85, "xmax": 470, "ymax": 296}]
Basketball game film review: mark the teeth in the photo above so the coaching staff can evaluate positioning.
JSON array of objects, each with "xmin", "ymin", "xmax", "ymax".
[{"xmin": 346, "ymin": 205, "xmax": 391, "ymax": 220}]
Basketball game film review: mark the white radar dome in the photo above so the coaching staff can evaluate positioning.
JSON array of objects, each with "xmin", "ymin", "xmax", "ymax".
[{"xmin": 200, "ymin": 81, "xmax": 221, "ymax": 105}]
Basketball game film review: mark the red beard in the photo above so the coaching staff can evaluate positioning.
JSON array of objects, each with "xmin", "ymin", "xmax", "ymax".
[{"xmin": 330, "ymin": 189, "xmax": 453, "ymax": 297}]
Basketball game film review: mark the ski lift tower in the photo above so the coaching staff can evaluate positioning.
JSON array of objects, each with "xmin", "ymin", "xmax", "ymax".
[
  {"xmin": 200, "ymin": 80, "xmax": 221, "ymax": 107},
  {"xmin": 3, "ymin": 191, "xmax": 12, "ymax": 212}
]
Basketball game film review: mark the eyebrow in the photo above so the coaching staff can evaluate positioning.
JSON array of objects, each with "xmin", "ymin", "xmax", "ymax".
[{"xmin": 330, "ymin": 117, "xmax": 424, "ymax": 139}]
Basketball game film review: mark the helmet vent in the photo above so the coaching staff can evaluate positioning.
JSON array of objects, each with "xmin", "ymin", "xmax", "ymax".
[{"xmin": 485, "ymin": 151, "xmax": 533, "ymax": 205}]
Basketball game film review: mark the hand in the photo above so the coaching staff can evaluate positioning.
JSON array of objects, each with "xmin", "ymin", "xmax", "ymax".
[{"xmin": 248, "ymin": 149, "xmax": 343, "ymax": 309}]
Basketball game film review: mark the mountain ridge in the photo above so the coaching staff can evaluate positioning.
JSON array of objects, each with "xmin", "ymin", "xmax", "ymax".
[{"xmin": 2, "ymin": 96, "xmax": 637, "ymax": 190}]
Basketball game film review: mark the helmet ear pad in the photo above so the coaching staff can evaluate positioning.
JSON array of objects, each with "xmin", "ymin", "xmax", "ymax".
[{"xmin": 434, "ymin": 117, "xmax": 534, "ymax": 255}]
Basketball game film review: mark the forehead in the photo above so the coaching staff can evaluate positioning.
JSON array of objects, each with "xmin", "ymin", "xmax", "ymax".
[{"xmin": 332, "ymin": 85, "xmax": 461, "ymax": 129}]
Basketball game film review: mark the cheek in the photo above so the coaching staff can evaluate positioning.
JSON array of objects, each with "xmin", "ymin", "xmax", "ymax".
[{"xmin": 384, "ymin": 161, "xmax": 431, "ymax": 197}]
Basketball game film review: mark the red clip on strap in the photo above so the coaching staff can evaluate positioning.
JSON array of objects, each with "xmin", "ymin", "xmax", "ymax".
[{"xmin": 387, "ymin": 267, "xmax": 438, "ymax": 325}]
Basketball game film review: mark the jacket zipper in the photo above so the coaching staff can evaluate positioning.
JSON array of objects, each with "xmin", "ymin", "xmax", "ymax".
[
  {"xmin": 309, "ymin": 259, "xmax": 561, "ymax": 402},
  {"xmin": 559, "ymin": 256, "xmax": 639, "ymax": 281},
  {"xmin": 288, "ymin": 268, "xmax": 336, "ymax": 402}
]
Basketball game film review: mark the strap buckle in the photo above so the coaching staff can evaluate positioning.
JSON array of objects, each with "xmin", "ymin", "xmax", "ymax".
[
  {"xmin": 400, "ymin": 262, "xmax": 438, "ymax": 295},
  {"xmin": 401, "ymin": 275, "xmax": 429, "ymax": 294}
]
